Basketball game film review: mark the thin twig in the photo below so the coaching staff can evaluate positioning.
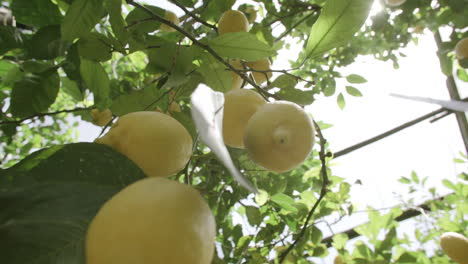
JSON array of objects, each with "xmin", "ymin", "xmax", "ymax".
[
  {"xmin": 279, "ymin": 120, "xmax": 329, "ymax": 263},
  {"xmin": 275, "ymin": 11, "xmax": 316, "ymax": 43},
  {"xmin": 0, "ymin": 107, "xmax": 90, "ymax": 126},
  {"xmin": 169, "ymin": 0, "xmax": 217, "ymax": 31}
]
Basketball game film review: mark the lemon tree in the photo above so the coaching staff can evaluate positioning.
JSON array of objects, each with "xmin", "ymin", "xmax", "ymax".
[{"xmin": 0, "ymin": 0, "xmax": 467, "ymax": 263}]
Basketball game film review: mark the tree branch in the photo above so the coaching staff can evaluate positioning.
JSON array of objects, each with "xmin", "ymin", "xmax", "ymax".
[
  {"xmin": 125, "ymin": 0, "xmax": 268, "ymax": 97},
  {"xmin": 0, "ymin": 107, "xmax": 90, "ymax": 126},
  {"xmin": 275, "ymin": 11, "xmax": 316, "ymax": 43},
  {"xmin": 320, "ymin": 194, "xmax": 451, "ymax": 247},
  {"xmin": 169, "ymin": 0, "xmax": 217, "ymax": 31},
  {"xmin": 279, "ymin": 120, "xmax": 330, "ymax": 263}
]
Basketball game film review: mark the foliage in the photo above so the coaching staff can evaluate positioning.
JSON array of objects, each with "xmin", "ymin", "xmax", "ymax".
[{"xmin": 0, "ymin": 0, "xmax": 467, "ymax": 263}]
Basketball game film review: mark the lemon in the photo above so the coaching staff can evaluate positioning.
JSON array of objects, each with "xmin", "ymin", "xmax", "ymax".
[
  {"xmin": 218, "ymin": 10, "xmax": 249, "ymax": 35},
  {"xmin": 440, "ymin": 232, "xmax": 468, "ymax": 264},
  {"xmin": 229, "ymin": 59, "xmax": 244, "ymax": 91},
  {"xmin": 160, "ymin": 10, "xmax": 179, "ymax": 32},
  {"xmin": 455, "ymin": 37, "xmax": 468, "ymax": 60},
  {"xmin": 86, "ymin": 177, "xmax": 216, "ymax": 264},
  {"xmin": 223, "ymin": 89, "xmax": 266, "ymax": 148},
  {"xmin": 246, "ymin": 58, "xmax": 273, "ymax": 85},
  {"xmin": 384, "ymin": 0, "xmax": 406, "ymax": 7},
  {"xmin": 91, "ymin": 108, "xmax": 113, "ymax": 127},
  {"xmin": 244, "ymin": 101, "xmax": 315, "ymax": 173},
  {"xmin": 95, "ymin": 111, "xmax": 193, "ymax": 177}
]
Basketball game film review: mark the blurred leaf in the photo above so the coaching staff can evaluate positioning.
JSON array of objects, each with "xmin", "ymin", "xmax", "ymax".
[
  {"xmin": 10, "ymin": 69, "xmax": 60, "ymax": 118},
  {"xmin": 345, "ymin": 85, "xmax": 363, "ymax": 97},
  {"xmin": 457, "ymin": 68, "xmax": 468, "ymax": 82},
  {"xmin": 104, "ymin": 0, "xmax": 129, "ymax": 44},
  {"xmin": 245, "ymin": 206, "xmax": 262, "ymax": 226},
  {"xmin": 11, "ymin": 0, "xmax": 62, "ymax": 27},
  {"xmin": 208, "ymin": 32, "xmax": 275, "ymax": 61},
  {"xmin": 270, "ymin": 74, "xmax": 298, "ymax": 90},
  {"xmin": 442, "ymin": 179, "xmax": 457, "ymax": 191},
  {"xmin": 110, "ymin": 84, "xmax": 166, "ymax": 116},
  {"xmin": 305, "ymin": 0, "xmax": 373, "ymax": 59},
  {"xmin": 332, "ymin": 233, "xmax": 348, "ymax": 250},
  {"xmin": 125, "ymin": 5, "xmax": 164, "ymax": 34},
  {"xmin": 61, "ymin": 0, "xmax": 105, "ymax": 41},
  {"xmin": 255, "ymin": 189, "xmax": 269, "ymax": 206},
  {"xmin": 271, "ymin": 193, "xmax": 298, "ymax": 213},
  {"xmin": 80, "ymin": 59, "xmax": 110, "ymax": 106},
  {"xmin": 26, "ymin": 25, "xmax": 70, "ymax": 59},
  {"xmin": 0, "ymin": 27, "xmax": 24, "ymax": 55},
  {"xmin": 337, "ymin": 93, "xmax": 345, "ymax": 109},
  {"xmin": 77, "ymin": 32, "xmax": 113, "ymax": 62},
  {"xmin": 398, "ymin": 177, "xmax": 411, "ymax": 184},
  {"xmin": 346, "ymin": 74, "xmax": 367, "ymax": 84},
  {"xmin": 196, "ymin": 52, "xmax": 231, "ymax": 92}
]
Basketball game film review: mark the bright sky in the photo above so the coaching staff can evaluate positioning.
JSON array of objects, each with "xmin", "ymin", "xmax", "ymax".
[{"xmin": 77, "ymin": 0, "xmax": 467, "ymax": 262}]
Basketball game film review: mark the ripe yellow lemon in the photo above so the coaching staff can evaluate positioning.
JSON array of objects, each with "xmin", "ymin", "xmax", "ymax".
[
  {"xmin": 384, "ymin": 0, "xmax": 406, "ymax": 7},
  {"xmin": 440, "ymin": 232, "xmax": 468, "ymax": 264},
  {"xmin": 160, "ymin": 10, "xmax": 179, "ymax": 32},
  {"xmin": 246, "ymin": 58, "xmax": 273, "ymax": 85},
  {"xmin": 218, "ymin": 10, "xmax": 249, "ymax": 35},
  {"xmin": 455, "ymin": 37, "xmax": 468, "ymax": 60},
  {"xmin": 95, "ymin": 111, "xmax": 193, "ymax": 177},
  {"xmin": 223, "ymin": 89, "xmax": 266, "ymax": 148},
  {"xmin": 91, "ymin": 108, "xmax": 113, "ymax": 127},
  {"xmin": 244, "ymin": 101, "xmax": 315, "ymax": 173},
  {"xmin": 229, "ymin": 59, "xmax": 244, "ymax": 91},
  {"xmin": 86, "ymin": 177, "xmax": 216, "ymax": 264}
]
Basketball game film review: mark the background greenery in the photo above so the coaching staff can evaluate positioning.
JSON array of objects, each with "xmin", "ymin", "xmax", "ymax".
[{"xmin": 0, "ymin": 0, "xmax": 467, "ymax": 263}]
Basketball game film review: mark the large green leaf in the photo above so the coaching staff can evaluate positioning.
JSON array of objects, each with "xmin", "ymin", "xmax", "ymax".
[
  {"xmin": 26, "ymin": 25, "xmax": 70, "ymax": 59},
  {"xmin": 305, "ymin": 0, "xmax": 373, "ymax": 59},
  {"xmin": 77, "ymin": 32, "xmax": 113, "ymax": 62},
  {"xmin": 11, "ymin": 0, "xmax": 63, "ymax": 27},
  {"xmin": 10, "ymin": 69, "xmax": 60, "ymax": 118},
  {"xmin": 208, "ymin": 32, "xmax": 276, "ymax": 61},
  {"xmin": 196, "ymin": 52, "xmax": 231, "ymax": 92},
  {"xmin": 0, "ymin": 143, "xmax": 146, "ymax": 264},
  {"xmin": 80, "ymin": 59, "xmax": 110, "ymax": 106},
  {"xmin": 110, "ymin": 84, "xmax": 166, "ymax": 116},
  {"xmin": 0, "ymin": 27, "xmax": 24, "ymax": 55},
  {"xmin": 61, "ymin": 0, "xmax": 105, "ymax": 41},
  {"xmin": 103, "ymin": 0, "xmax": 129, "ymax": 44},
  {"xmin": 125, "ymin": 5, "xmax": 165, "ymax": 34}
]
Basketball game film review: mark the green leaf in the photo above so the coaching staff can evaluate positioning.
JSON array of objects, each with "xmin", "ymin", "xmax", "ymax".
[
  {"xmin": 61, "ymin": 77, "xmax": 84, "ymax": 101},
  {"xmin": 437, "ymin": 50, "xmax": 453, "ymax": 76},
  {"xmin": 345, "ymin": 85, "xmax": 363, "ymax": 96},
  {"xmin": 398, "ymin": 177, "xmax": 411, "ymax": 184},
  {"xmin": 0, "ymin": 27, "xmax": 24, "ymax": 55},
  {"xmin": 80, "ymin": 59, "xmax": 110, "ymax": 106},
  {"xmin": 395, "ymin": 252, "xmax": 418, "ymax": 263},
  {"xmin": 337, "ymin": 92, "xmax": 345, "ymax": 109},
  {"xmin": 332, "ymin": 233, "xmax": 349, "ymax": 250},
  {"xmin": 196, "ymin": 52, "xmax": 231, "ymax": 92},
  {"xmin": 305, "ymin": 0, "xmax": 373, "ymax": 59},
  {"xmin": 410, "ymin": 171, "xmax": 419, "ymax": 184},
  {"xmin": 346, "ymin": 74, "xmax": 367, "ymax": 84},
  {"xmin": 442, "ymin": 179, "xmax": 457, "ymax": 191},
  {"xmin": 110, "ymin": 84, "xmax": 166, "ymax": 116},
  {"xmin": 104, "ymin": 0, "xmax": 129, "ymax": 44},
  {"xmin": 125, "ymin": 5, "xmax": 165, "ymax": 34},
  {"xmin": 270, "ymin": 74, "xmax": 298, "ymax": 90},
  {"xmin": 245, "ymin": 206, "xmax": 263, "ymax": 226},
  {"xmin": 208, "ymin": 32, "xmax": 275, "ymax": 61},
  {"xmin": 254, "ymin": 189, "xmax": 269, "ymax": 206},
  {"xmin": 26, "ymin": 25, "xmax": 70, "ymax": 59},
  {"xmin": 270, "ymin": 193, "xmax": 298, "ymax": 213},
  {"xmin": 77, "ymin": 32, "xmax": 113, "ymax": 62},
  {"xmin": 0, "ymin": 143, "xmax": 145, "ymax": 263},
  {"xmin": 10, "ymin": 70, "xmax": 60, "ymax": 118},
  {"xmin": 11, "ymin": 0, "xmax": 63, "ymax": 27},
  {"xmin": 0, "ymin": 61, "xmax": 16, "ymax": 76},
  {"xmin": 457, "ymin": 68, "xmax": 468, "ymax": 82},
  {"xmin": 146, "ymin": 43, "xmax": 194, "ymax": 75},
  {"xmin": 61, "ymin": 0, "xmax": 105, "ymax": 41}
]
